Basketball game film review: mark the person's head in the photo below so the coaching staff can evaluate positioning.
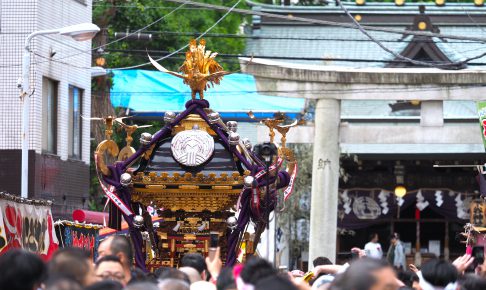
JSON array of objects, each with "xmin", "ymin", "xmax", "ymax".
[
  {"xmin": 190, "ymin": 280, "xmax": 217, "ymax": 290},
  {"xmin": 44, "ymin": 275, "xmax": 82, "ymax": 290},
  {"xmin": 124, "ymin": 281, "xmax": 159, "ymax": 290},
  {"xmin": 0, "ymin": 249, "xmax": 47, "ymax": 290},
  {"xmin": 254, "ymin": 275, "xmax": 297, "ymax": 290},
  {"xmin": 98, "ymin": 235, "xmax": 133, "ymax": 268},
  {"xmin": 216, "ymin": 267, "xmax": 236, "ymax": 290},
  {"xmin": 179, "ymin": 266, "xmax": 202, "ymax": 284},
  {"xmin": 313, "ymin": 256, "xmax": 333, "ymax": 267},
  {"xmin": 180, "ymin": 253, "xmax": 207, "ymax": 280},
  {"xmin": 95, "ymin": 255, "xmax": 126, "ymax": 286},
  {"xmin": 155, "ymin": 267, "xmax": 191, "ymax": 285},
  {"xmin": 48, "ymin": 247, "xmax": 96, "ymax": 287},
  {"xmin": 83, "ymin": 280, "xmax": 124, "ymax": 290},
  {"xmin": 396, "ymin": 271, "xmax": 419, "ymax": 289},
  {"xmin": 459, "ymin": 274, "xmax": 486, "ymax": 290},
  {"xmin": 370, "ymin": 233, "xmax": 379, "ymax": 243},
  {"xmin": 390, "ymin": 233, "xmax": 399, "ymax": 245},
  {"xmin": 240, "ymin": 257, "xmax": 278, "ymax": 285},
  {"xmin": 329, "ymin": 258, "xmax": 400, "ymax": 290},
  {"xmin": 158, "ymin": 278, "xmax": 190, "ymax": 290},
  {"xmin": 420, "ymin": 259, "xmax": 458, "ymax": 288}
]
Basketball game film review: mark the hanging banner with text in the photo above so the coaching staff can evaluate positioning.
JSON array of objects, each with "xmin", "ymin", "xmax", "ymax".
[{"xmin": 55, "ymin": 221, "xmax": 102, "ymax": 261}]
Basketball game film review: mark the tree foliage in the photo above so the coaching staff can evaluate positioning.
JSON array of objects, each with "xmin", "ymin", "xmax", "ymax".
[{"xmin": 93, "ymin": 0, "xmax": 248, "ymax": 70}]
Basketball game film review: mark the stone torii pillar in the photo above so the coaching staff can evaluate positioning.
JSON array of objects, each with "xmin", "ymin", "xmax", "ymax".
[
  {"xmin": 241, "ymin": 57, "xmax": 486, "ymax": 265},
  {"xmin": 309, "ymin": 99, "xmax": 341, "ymax": 264}
]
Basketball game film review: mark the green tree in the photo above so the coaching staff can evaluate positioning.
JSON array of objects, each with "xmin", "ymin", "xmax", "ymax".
[{"xmin": 93, "ymin": 0, "xmax": 248, "ymax": 70}]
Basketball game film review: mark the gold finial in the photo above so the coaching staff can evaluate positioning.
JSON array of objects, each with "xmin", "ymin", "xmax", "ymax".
[
  {"xmin": 88, "ymin": 115, "xmax": 130, "ymax": 175},
  {"xmin": 116, "ymin": 119, "xmax": 153, "ymax": 161},
  {"xmin": 248, "ymin": 111, "xmax": 285, "ymax": 143},
  {"xmin": 82, "ymin": 115, "xmax": 132, "ymax": 141},
  {"xmin": 148, "ymin": 39, "xmax": 230, "ymax": 100},
  {"xmin": 275, "ymin": 119, "xmax": 301, "ymax": 148},
  {"xmin": 104, "ymin": 116, "xmax": 115, "ymax": 140}
]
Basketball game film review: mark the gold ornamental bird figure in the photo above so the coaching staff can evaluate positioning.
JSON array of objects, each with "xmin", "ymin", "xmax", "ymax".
[{"xmin": 148, "ymin": 39, "xmax": 230, "ymax": 100}]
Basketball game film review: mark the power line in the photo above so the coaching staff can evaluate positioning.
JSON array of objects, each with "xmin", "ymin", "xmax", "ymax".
[
  {"xmin": 5, "ymin": 0, "xmax": 486, "ymax": 70},
  {"xmin": 162, "ymin": 0, "xmax": 486, "ymax": 43},
  {"xmin": 104, "ymin": 48, "xmax": 486, "ymax": 66},
  {"xmin": 124, "ymin": 30, "xmax": 486, "ymax": 44},
  {"xmin": 93, "ymin": 3, "xmax": 212, "ymax": 10},
  {"xmin": 96, "ymin": 2, "xmax": 187, "ymax": 51},
  {"xmin": 0, "ymin": 3, "xmax": 188, "ymax": 69},
  {"xmin": 111, "ymin": 0, "xmax": 243, "ymax": 70},
  {"xmin": 336, "ymin": 0, "xmax": 485, "ymax": 69}
]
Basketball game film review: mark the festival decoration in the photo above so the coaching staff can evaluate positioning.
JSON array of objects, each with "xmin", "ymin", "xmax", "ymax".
[
  {"xmin": 416, "ymin": 190, "xmax": 430, "ymax": 211},
  {"xmin": 378, "ymin": 190, "xmax": 390, "ymax": 215},
  {"xmin": 0, "ymin": 192, "xmax": 58, "ymax": 259},
  {"xmin": 338, "ymin": 188, "xmax": 473, "ymax": 229},
  {"xmin": 470, "ymin": 200, "xmax": 486, "ymax": 226},
  {"xmin": 95, "ymin": 40, "xmax": 299, "ymax": 270},
  {"xmin": 148, "ymin": 39, "xmax": 230, "ymax": 100},
  {"xmin": 54, "ymin": 220, "xmax": 103, "ymax": 261},
  {"xmin": 435, "ymin": 190, "xmax": 444, "ymax": 207}
]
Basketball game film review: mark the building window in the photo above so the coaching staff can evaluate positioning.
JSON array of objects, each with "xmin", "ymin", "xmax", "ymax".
[
  {"xmin": 69, "ymin": 86, "xmax": 83, "ymax": 159},
  {"xmin": 72, "ymin": 0, "xmax": 87, "ymax": 5},
  {"xmin": 42, "ymin": 78, "xmax": 58, "ymax": 154}
]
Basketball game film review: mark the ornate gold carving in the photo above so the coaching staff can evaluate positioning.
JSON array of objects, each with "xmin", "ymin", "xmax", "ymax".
[
  {"xmin": 172, "ymin": 114, "xmax": 216, "ymax": 136},
  {"xmin": 247, "ymin": 111, "xmax": 285, "ymax": 143},
  {"xmin": 95, "ymin": 140, "xmax": 119, "ymax": 176},
  {"xmin": 186, "ymin": 218, "xmax": 201, "ymax": 223},
  {"xmin": 180, "ymin": 185, "xmax": 199, "ymax": 190},
  {"xmin": 146, "ymin": 185, "xmax": 167, "ymax": 189},
  {"xmin": 131, "ymin": 190, "xmax": 240, "ymax": 212},
  {"xmin": 212, "ymin": 185, "xmax": 232, "ymax": 190},
  {"xmin": 148, "ymin": 39, "xmax": 230, "ymax": 100},
  {"xmin": 116, "ymin": 120, "xmax": 152, "ymax": 161},
  {"xmin": 184, "ymin": 234, "xmax": 197, "ymax": 240},
  {"xmin": 275, "ymin": 119, "xmax": 300, "ymax": 148},
  {"xmin": 94, "ymin": 116, "xmax": 133, "ymax": 176},
  {"xmin": 133, "ymin": 171, "xmax": 246, "ymax": 186}
]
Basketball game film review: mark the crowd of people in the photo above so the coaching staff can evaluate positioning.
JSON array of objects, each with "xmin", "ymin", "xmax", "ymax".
[{"xmin": 1, "ymin": 234, "xmax": 486, "ymax": 290}]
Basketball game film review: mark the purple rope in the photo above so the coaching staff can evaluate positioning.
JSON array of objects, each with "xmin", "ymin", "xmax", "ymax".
[
  {"xmin": 121, "ymin": 103, "xmax": 199, "ymax": 170},
  {"xmin": 226, "ymin": 188, "xmax": 251, "ymax": 266}
]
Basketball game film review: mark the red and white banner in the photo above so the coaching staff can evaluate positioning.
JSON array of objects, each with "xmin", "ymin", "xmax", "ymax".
[
  {"xmin": 283, "ymin": 163, "xmax": 298, "ymax": 201},
  {"xmin": 94, "ymin": 154, "xmax": 134, "ymax": 217},
  {"xmin": 255, "ymin": 157, "xmax": 284, "ymax": 180},
  {"xmin": 0, "ymin": 198, "xmax": 58, "ymax": 259},
  {"xmin": 98, "ymin": 179, "xmax": 134, "ymax": 217}
]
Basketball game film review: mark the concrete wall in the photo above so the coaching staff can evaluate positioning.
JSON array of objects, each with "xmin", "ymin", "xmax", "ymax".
[
  {"xmin": 0, "ymin": 0, "xmax": 92, "ymax": 164},
  {"xmin": 0, "ymin": 0, "xmax": 93, "ymax": 215}
]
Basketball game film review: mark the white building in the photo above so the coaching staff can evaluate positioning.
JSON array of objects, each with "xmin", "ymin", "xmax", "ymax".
[{"xmin": 0, "ymin": 0, "xmax": 94, "ymax": 218}]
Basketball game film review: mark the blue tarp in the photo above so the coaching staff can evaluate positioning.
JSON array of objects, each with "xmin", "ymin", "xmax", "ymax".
[{"xmin": 110, "ymin": 69, "xmax": 305, "ymax": 119}]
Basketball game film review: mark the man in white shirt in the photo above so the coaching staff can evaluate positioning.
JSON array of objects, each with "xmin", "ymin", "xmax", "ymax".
[{"xmin": 364, "ymin": 233, "xmax": 383, "ymax": 259}]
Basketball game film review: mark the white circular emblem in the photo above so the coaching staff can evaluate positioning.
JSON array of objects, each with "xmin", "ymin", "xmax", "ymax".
[
  {"xmin": 171, "ymin": 128, "xmax": 214, "ymax": 166},
  {"xmin": 352, "ymin": 196, "xmax": 381, "ymax": 220}
]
